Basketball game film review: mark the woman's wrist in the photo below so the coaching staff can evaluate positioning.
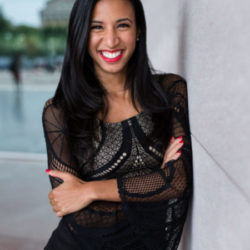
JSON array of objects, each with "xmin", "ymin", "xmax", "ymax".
[
  {"xmin": 85, "ymin": 181, "xmax": 99, "ymax": 201},
  {"xmin": 88, "ymin": 179, "xmax": 121, "ymax": 202}
]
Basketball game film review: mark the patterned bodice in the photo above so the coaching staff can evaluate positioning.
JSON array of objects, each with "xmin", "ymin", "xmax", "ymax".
[{"xmin": 82, "ymin": 111, "xmax": 164, "ymax": 181}]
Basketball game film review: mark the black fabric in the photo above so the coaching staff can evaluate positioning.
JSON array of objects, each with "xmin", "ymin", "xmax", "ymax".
[
  {"xmin": 44, "ymin": 217, "xmax": 82, "ymax": 250},
  {"xmin": 42, "ymin": 73, "xmax": 193, "ymax": 250},
  {"xmin": 44, "ymin": 215, "xmax": 146, "ymax": 250}
]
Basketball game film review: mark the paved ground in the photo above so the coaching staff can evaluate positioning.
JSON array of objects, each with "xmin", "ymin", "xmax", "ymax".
[
  {"xmin": 0, "ymin": 158, "xmax": 60, "ymax": 250},
  {"xmin": 0, "ymin": 70, "xmax": 61, "ymax": 249}
]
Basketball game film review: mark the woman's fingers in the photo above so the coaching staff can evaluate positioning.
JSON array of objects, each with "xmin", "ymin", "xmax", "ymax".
[
  {"xmin": 161, "ymin": 137, "xmax": 183, "ymax": 168},
  {"xmin": 53, "ymin": 206, "xmax": 58, "ymax": 212},
  {"xmin": 171, "ymin": 139, "xmax": 183, "ymax": 154},
  {"xmin": 163, "ymin": 136, "xmax": 183, "ymax": 162},
  {"xmin": 167, "ymin": 137, "xmax": 183, "ymax": 152},
  {"xmin": 168, "ymin": 137, "xmax": 183, "ymax": 152},
  {"xmin": 171, "ymin": 150, "xmax": 181, "ymax": 160},
  {"xmin": 50, "ymin": 198, "xmax": 58, "ymax": 212}
]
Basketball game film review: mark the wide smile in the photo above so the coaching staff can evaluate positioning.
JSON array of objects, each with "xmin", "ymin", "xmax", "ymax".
[{"xmin": 99, "ymin": 49, "xmax": 124, "ymax": 63}]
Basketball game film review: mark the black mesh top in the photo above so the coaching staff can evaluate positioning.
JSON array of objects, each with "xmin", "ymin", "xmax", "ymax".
[{"xmin": 42, "ymin": 73, "xmax": 193, "ymax": 250}]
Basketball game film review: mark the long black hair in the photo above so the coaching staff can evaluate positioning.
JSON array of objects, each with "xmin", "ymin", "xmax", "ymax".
[{"xmin": 53, "ymin": 0, "xmax": 172, "ymax": 172}]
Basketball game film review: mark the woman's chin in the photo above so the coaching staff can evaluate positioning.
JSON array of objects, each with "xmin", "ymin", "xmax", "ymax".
[{"xmin": 98, "ymin": 64, "xmax": 127, "ymax": 75}]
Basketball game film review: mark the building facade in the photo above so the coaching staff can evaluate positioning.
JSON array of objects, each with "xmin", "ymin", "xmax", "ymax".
[{"xmin": 40, "ymin": 0, "xmax": 75, "ymax": 27}]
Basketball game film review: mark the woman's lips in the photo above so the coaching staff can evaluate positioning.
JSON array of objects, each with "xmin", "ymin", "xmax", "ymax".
[{"xmin": 99, "ymin": 50, "xmax": 124, "ymax": 63}]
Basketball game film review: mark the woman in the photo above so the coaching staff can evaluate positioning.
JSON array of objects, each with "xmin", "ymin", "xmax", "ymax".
[{"xmin": 42, "ymin": 0, "xmax": 193, "ymax": 249}]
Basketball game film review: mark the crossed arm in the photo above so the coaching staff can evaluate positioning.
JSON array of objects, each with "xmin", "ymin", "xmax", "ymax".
[
  {"xmin": 43, "ymin": 74, "xmax": 191, "ymax": 217},
  {"xmin": 46, "ymin": 134, "xmax": 183, "ymax": 217}
]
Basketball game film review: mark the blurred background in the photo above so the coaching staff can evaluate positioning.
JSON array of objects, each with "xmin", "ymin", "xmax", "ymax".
[
  {"xmin": 0, "ymin": 0, "xmax": 74, "ymax": 249},
  {"xmin": 1, "ymin": 0, "xmax": 250, "ymax": 250},
  {"xmin": 0, "ymin": 0, "xmax": 74, "ymax": 154}
]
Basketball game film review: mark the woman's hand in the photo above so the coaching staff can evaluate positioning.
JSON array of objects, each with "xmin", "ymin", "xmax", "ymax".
[
  {"xmin": 46, "ymin": 170, "xmax": 95, "ymax": 218},
  {"xmin": 160, "ymin": 136, "xmax": 184, "ymax": 169}
]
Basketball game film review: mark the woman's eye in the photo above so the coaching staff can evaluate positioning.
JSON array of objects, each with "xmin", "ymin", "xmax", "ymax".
[
  {"xmin": 90, "ymin": 25, "xmax": 103, "ymax": 30},
  {"xmin": 118, "ymin": 23, "xmax": 130, "ymax": 28},
  {"xmin": 90, "ymin": 23, "xmax": 130, "ymax": 30}
]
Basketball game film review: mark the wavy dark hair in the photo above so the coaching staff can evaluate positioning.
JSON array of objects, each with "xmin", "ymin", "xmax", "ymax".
[{"xmin": 53, "ymin": 0, "xmax": 173, "ymax": 172}]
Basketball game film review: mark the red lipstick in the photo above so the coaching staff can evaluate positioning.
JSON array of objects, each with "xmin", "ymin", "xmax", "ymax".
[{"xmin": 99, "ymin": 50, "xmax": 124, "ymax": 63}]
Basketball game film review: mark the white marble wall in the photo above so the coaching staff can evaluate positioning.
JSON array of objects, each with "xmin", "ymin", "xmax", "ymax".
[{"xmin": 142, "ymin": 0, "xmax": 250, "ymax": 249}]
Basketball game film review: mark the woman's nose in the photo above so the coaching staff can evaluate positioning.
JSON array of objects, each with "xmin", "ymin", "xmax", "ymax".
[{"xmin": 104, "ymin": 28, "xmax": 120, "ymax": 48}]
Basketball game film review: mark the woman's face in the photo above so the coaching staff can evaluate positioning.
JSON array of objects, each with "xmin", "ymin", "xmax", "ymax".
[{"xmin": 88, "ymin": 0, "xmax": 139, "ymax": 78}]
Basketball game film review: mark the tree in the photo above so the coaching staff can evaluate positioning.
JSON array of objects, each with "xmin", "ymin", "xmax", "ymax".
[{"xmin": 0, "ymin": 7, "xmax": 11, "ymax": 32}]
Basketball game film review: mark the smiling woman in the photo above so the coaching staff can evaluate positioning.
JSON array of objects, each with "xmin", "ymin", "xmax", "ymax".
[
  {"xmin": 88, "ymin": 0, "xmax": 139, "ymax": 76},
  {"xmin": 42, "ymin": 0, "xmax": 193, "ymax": 249}
]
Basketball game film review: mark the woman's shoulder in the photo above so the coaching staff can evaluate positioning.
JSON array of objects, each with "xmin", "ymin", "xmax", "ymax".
[
  {"xmin": 153, "ymin": 72, "xmax": 186, "ymax": 87},
  {"xmin": 152, "ymin": 72, "xmax": 187, "ymax": 90},
  {"xmin": 43, "ymin": 97, "xmax": 54, "ymax": 110},
  {"xmin": 42, "ymin": 97, "xmax": 65, "ymax": 124},
  {"xmin": 43, "ymin": 97, "xmax": 65, "ymax": 111},
  {"xmin": 43, "ymin": 97, "xmax": 57, "ymax": 114}
]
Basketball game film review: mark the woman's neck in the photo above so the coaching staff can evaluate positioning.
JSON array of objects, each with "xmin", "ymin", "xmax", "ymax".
[{"xmin": 95, "ymin": 68, "xmax": 128, "ymax": 96}]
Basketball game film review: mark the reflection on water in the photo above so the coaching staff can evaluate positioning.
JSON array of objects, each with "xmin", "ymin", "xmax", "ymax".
[
  {"xmin": 0, "ymin": 88, "xmax": 53, "ymax": 153},
  {"xmin": 13, "ymin": 87, "xmax": 23, "ymax": 121}
]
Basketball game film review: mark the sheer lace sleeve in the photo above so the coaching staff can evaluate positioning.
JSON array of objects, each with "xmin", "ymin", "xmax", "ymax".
[
  {"xmin": 116, "ymin": 74, "xmax": 193, "ymax": 249},
  {"xmin": 42, "ymin": 98, "xmax": 80, "ymax": 189}
]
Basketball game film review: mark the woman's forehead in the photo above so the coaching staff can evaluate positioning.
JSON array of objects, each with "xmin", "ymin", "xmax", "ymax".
[{"xmin": 91, "ymin": 0, "xmax": 135, "ymax": 22}]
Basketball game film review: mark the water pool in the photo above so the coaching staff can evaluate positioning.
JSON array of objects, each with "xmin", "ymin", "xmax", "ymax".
[{"xmin": 0, "ymin": 88, "xmax": 54, "ymax": 154}]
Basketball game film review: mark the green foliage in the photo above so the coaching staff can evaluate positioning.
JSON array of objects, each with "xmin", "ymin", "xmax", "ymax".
[
  {"xmin": 0, "ymin": 9, "xmax": 67, "ymax": 57},
  {"xmin": 0, "ymin": 8, "xmax": 11, "ymax": 32}
]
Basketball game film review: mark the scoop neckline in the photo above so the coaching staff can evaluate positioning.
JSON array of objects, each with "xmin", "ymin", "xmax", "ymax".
[{"xmin": 95, "ymin": 110, "xmax": 144, "ymax": 125}]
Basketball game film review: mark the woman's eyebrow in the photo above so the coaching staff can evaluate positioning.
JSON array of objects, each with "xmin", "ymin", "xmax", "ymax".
[
  {"xmin": 91, "ymin": 18, "xmax": 133, "ymax": 24},
  {"xmin": 117, "ymin": 18, "xmax": 133, "ymax": 23}
]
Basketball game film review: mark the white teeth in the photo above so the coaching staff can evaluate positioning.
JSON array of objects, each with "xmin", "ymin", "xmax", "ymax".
[{"xmin": 102, "ymin": 50, "xmax": 122, "ymax": 58}]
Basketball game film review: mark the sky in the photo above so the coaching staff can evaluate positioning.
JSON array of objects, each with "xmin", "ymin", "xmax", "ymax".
[{"xmin": 0, "ymin": 0, "xmax": 47, "ymax": 27}]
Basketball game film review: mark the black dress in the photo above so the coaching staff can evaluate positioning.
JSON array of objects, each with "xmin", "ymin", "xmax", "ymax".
[{"xmin": 42, "ymin": 73, "xmax": 193, "ymax": 250}]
